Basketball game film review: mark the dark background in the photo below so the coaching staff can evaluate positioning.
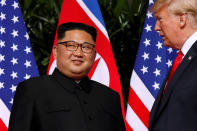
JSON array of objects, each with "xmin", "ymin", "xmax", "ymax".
[{"xmin": 19, "ymin": 0, "xmax": 149, "ymax": 104}]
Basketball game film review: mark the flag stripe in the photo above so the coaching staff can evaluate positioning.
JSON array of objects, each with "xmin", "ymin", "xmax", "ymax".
[
  {"xmin": 128, "ymin": 86, "xmax": 149, "ymax": 128},
  {"xmin": 125, "ymin": 121, "xmax": 134, "ymax": 131},
  {"xmin": 0, "ymin": 118, "xmax": 7, "ymax": 131},
  {"xmin": 0, "ymin": 99, "xmax": 10, "ymax": 127},
  {"xmin": 88, "ymin": 57, "xmax": 101, "ymax": 78},
  {"xmin": 130, "ymin": 70, "xmax": 155, "ymax": 111},
  {"xmin": 76, "ymin": 0, "xmax": 109, "ymax": 40},
  {"xmin": 126, "ymin": 105, "xmax": 148, "ymax": 131}
]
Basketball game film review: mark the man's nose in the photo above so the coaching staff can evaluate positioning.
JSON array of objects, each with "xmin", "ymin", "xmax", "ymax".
[
  {"xmin": 154, "ymin": 20, "xmax": 161, "ymax": 32},
  {"xmin": 73, "ymin": 45, "xmax": 83, "ymax": 56}
]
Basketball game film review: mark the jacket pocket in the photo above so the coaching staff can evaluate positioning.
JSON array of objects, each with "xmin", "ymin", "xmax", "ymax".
[
  {"xmin": 100, "ymin": 104, "xmax": 120, "ymax": 118},
  {"xmin": 47, "ymin": 105, "xmax": 71, "ymax": 113}
]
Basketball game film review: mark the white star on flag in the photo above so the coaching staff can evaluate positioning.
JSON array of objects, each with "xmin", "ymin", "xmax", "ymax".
[
  {"xmin": 24, "ymin": 60, "xmax": 31, "ymax": 68},
  {"xmin": 0, "ymin": 12, "xmax": 6, "ymax": 20},
  {"xmin": 0, "ymin": 40, "xmax": 5, "ymax": 48},
  {"xmin": 24, "ymin": 32, "xmax": 29, "ymax": 40},
  {"xmin": 149, "ymin": 0, "xmax": 154, "ymax": 5},
  {"xmin": 155, "ymin": 55, "xmax": 162, "ymax": 63},
  {"xmin": 156, "ymin": 41, "xmax": 163, "ymax": 49},
  {"xmin": 12, "ymin": 15, "xmax": 19, "ymax": 24},
  {"xmin": 0, "ymin": 68, "xmax": 4, "ymax": 76},
  {"xmin": 11, "ymin": 57, "xmax": 18, "ymax": 65},
  {"xmin": 147, "ymin": 11, "xmax": 153, "ymax": 19},
  {"xmin": 10, "ymin": 84, "xmax": 16, "ymax": 93},
  {"xmin": 168, "ymin": 48, "xmax": 173, "ymax": 54},
  {"xmin": 0, "ymin": 26, "xmax": 6, "ymax": 34},
  {"xmin": 152, "ymin": 82, "xmax": 160, "ymax": 90},
  {"xmin": 24, "ymin": 74, "xmax": 31, "ymax": 80},
  {"xmin": 0, "ymin": 81, "xmax": 4, "ymax": 89},
  {"xmin": 0, "ymin": 0, "xmax": 6, "ymax": 6},
  {"xmin": 10, "ymin": 98, "xmax": 13, "ymax": 104},
  {"xmin": 153, "ymin": 68, "xmax": 161, "ymax": 77},
  {"xmin": 11, "ymin": 29, "xmax": 19, "ymax": 37},
  {"xmin": 145, "ymin": 24, "xmax": 152, "ymax": 32},
  {"xmin": 10, "ymin": 71, "xmax": 18, "ymax": 79},
  {"xmin": 142, "ymin": 52, "xmax": 149, "ymax": 60},
  {"xmin": 0, "ymin": 54, "xmax": 5, "ymax": 62},
  {"xmin": 144, "ymin": 38, "xmax": 151, "ymax": 47},
  {"xmin": 141, "ymin": 66, "xmax": 148, "ymax": 74},
  {"xmin": 11, "ymin": 44, "xmax": 18, "ymax": 51},
  {"xmin": 12, "ymin": 1, "xmax": 19, "ymax": 9},
  {"xmin": 166, "ymin": 59, "xmax": 173, "ymax": 68},
  {"xmin": 24, "ymin": 46, "xmax": 31, "ymax": 54}
]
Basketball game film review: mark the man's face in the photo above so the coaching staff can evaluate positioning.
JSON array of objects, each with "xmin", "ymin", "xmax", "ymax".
[
  {"xmin": 154, "ymin": 5, "xmax": 182, "ymax": 49},
  {"xmin": 53, "ymin": 29, "xmax": 96, "ymax": 80}
]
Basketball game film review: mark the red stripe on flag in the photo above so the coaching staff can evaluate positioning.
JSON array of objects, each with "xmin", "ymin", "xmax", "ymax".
[
  {"xmin": 0, "ymin": 118, "xmax": 7, "ymax": 131},
  {"xmin": 88, "ymin": 58, "xmax": 100, "ymax": 79},
  {"xmin": 128, "ymin": 86, "xmax": 150, "ymax": 129},
  {"xmin": 125, "ymin": 120, "xmax": 134, "ymax": 131}
]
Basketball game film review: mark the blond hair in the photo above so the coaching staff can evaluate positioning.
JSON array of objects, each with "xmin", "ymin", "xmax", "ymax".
[{"xmin": 151, "ymin": 0, "xmax": 197, "ymax": 28}]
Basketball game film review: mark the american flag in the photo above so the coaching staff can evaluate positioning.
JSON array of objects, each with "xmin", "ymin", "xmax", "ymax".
[
  {"xmin": 0, "ymin": 0, "xmax": 39, "ymax": 130},
  {"xmin": 47, "ymin": 0, "xmax": 126, "ymax": 124},
  {"xmin": 125, "ymin": 0, "xmax": 177, "ymax": 130}
]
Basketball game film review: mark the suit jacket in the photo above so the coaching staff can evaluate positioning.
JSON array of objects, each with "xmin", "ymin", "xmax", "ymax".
[
  {"xmin": 149, "ymin": 41, "xmax": 197, "ymax": 131},
  {"xmin": 8, "ymin": 68, "xmax": 125, "ymax": 131}
]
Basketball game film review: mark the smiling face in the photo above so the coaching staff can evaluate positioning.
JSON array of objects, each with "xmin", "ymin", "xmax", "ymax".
[
  {"xmin": 154, "ymin": 5, "xmax": 183, "ymax": 49},
  {"xmin": 53, "ymin": 29, "xmax": 96, "ymax": 80}
]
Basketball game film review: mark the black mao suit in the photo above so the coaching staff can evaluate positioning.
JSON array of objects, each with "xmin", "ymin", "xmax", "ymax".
[
  {"xmin": 149, "ymin": 41, "xmax": 197, "ymax": 131},
  {"xmin": 8, "ymin": 68, "xmax": 125, "ymax": 131}
]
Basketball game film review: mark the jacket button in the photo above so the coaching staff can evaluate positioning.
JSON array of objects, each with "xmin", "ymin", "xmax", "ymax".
[{"xmin": 88, "ymin": 115, "xmax": 93, "ymax": 120}]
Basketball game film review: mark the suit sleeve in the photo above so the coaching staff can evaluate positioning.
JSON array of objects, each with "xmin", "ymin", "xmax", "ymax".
[{"xmin": 8, "ymin": 82, "xmax": 34, "ymax": 131}]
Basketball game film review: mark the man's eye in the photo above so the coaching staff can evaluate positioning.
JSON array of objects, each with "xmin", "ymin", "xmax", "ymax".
[
  {"xmin": 67, "ymin": 44, "xmax": 76, "ymax": 48},
  {"xmin": 158, "ymin": 17, "xmax": 163, "ymax": 22},
  {"xmin": 82, "ymin": 45, "xmax": 92, "ymax": 49}
]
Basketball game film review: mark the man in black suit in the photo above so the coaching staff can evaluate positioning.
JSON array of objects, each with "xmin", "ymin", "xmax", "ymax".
[
  {"xmin": 8, "ymin": 22, "xmax": 125, "ymax": 131},
  {"xmin": 149, "ymin": 0, "xmax": 197, "ymax": 131}
]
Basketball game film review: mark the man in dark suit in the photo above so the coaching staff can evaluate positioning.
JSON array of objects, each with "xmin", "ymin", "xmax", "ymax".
[
  {"xmin": 149, "ymin": 0, "xmax": 197, "ymax": 131},
  {"xmin": 8, "ymin": 22, "xmax": 125, "ymax": 131}
]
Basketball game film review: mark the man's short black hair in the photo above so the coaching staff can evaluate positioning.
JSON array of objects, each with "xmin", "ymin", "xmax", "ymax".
[{"xmin": 57, "ymin": 22, "xmax": 97, "ymax": 42}]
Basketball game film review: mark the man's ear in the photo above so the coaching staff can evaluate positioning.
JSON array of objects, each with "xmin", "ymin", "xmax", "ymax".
[
  {"xmin": 179, "ymin": 13, "xmax": 187, "ymax": 28},
  {"xmin": 53, "ymin": 45, "xmax": 58, "ymax": 59}
]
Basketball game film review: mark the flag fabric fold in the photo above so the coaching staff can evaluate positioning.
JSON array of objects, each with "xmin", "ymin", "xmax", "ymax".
[
  {"xmin": 47, "ymin": 0, "xmax": 126, "ymax": 123},
  {"xmin": 0, "ymin": 0, "xmax": 39, "ymax": 130},
  {"xmin": 125, "ymin": 0, "xmax": 177, "ymax": 130}
]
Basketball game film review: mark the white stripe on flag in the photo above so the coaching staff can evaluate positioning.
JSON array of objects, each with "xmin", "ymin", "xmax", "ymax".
[
  {"xmin": 76, "ymin": 0, "xmax": 109, "ymax": 40},
  {"xmin": 126, "ymin": 105, "xmax": 148, "ymax": 131},
  {"xmin": 91, "ymin": 54, "xmax": 110, "ymax": 86},
  {"xmin": 130, "ymin": 70, "xmax": 155, "ymax": 111},
  {"xmin": 0, "ymin": 99, "xmax": 10, "ymax": 127},
  {"xmin": 48, "ymin": 60, "xmax": 57, "ymax": 75}
]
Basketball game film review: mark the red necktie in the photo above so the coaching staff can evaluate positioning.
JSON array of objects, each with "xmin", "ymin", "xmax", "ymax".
[{"xmin": 163, "ymin": 50, "xmax": 184, "ymax": 95}]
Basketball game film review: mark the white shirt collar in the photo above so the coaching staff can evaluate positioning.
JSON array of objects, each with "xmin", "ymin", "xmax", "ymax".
[{"xmin": 181, "ymin": 31, "xmax": 197, "ymax": 57}]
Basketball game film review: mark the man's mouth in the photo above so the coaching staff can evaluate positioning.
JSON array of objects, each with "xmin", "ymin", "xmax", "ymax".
[{"xmin": 72, "ymin": 60, "xmax": 83, "ymax": 65}]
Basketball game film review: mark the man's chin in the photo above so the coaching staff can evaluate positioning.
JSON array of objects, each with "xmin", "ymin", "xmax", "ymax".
[{"xmin": 163, "ymin": 41, "xmax": 171, "ymax": 48}]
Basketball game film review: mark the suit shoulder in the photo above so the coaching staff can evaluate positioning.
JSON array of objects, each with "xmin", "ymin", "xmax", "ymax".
[
  {"xmin": 17, "ymin": 75, "xmax": 52, "ymax": 91},
  {"xmin": 20, "ymin": 75, "xmax": 51, "ymax": 84},
  {"xmin": 90, "ymin": 80, "xmax": 120, "ymax": 97}
]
